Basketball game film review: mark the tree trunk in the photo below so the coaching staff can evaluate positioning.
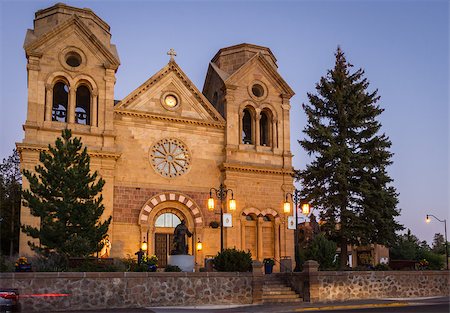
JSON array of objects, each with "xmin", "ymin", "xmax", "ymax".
[{"xmin": 339, "ymin": 238, "xmax": 348, "ymax": 270}]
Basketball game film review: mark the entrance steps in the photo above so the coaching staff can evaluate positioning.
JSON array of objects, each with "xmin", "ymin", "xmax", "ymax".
[{"xmin": 261, "ymin": 275, "xmax": 302, "ymax": 303}]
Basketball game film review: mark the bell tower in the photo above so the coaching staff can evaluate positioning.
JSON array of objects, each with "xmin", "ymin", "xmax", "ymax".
[{"xmin": 18, "ymin": 3, "xmax": 120, "ymax": 255}]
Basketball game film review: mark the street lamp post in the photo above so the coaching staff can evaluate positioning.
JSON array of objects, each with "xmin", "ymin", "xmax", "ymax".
[
  {"xmin": 426, "ymin": 214, "xmax": 448, "ymax": 270},
  {"xmin": 284, "ymin": 189, "xmax": 310, "ymax": 272},
  {"xmin": 208, "ymin": 184, "xmax": 236, "ymax": 253}
]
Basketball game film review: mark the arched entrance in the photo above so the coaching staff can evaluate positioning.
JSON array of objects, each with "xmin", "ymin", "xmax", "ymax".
[{"xmin": 138, "ymin": 192, "xmax": 204, "ymax": 268}]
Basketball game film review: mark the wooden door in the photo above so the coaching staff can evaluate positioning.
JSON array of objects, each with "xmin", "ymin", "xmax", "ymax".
[
  {"xmin": 155, "ymin": 233, "xmax": 174, "ymax": 267},
  {"xmin": 262, "ymin": 222, "xmax": 274, "ymax": 259},
  {"xmin": 245, "ymin": 221, "xmax": 257, "ymax": 260}
]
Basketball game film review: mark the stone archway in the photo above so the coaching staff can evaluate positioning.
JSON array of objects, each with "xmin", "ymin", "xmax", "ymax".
[{"xmin": 137, "ymin": 192, "xmax": 204, "ymax": 267}]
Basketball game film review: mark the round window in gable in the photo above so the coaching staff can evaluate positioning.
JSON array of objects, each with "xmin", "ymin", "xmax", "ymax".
[
  {"xmin": 251, "ymin": 84, "xmax": 264, "ymax": 98},
  {"xmin": 65, "ymin": 52, "xmax": 82, "ymax": 67}
]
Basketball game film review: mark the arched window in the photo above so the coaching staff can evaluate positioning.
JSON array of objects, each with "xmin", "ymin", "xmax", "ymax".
[
  {"xmin": 155, "ymin": 212, "xmax": 181, "ymax": 228},
  {"xmin": 260, "ymin": 110, "xmax": 272, "ymax": 146},
  {"xmin": 75, "ymin": 85, "xmax": 91, "ymax": 125},
  {"xmin": 242, "ymin": 108, "xmax": 253, "ymax": 144},
  {"xmin": 52, "ymin": 82, "xmax": 68, "ymax": 122}
]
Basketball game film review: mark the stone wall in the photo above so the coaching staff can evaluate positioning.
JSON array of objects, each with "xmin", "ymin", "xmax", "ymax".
[
  {"xmin": 0, "ymin": 272, "xmax": 252, "ymax": 312},
  {"xmin": 316, "ymin": 271, "xmax": 449, "ymax": 302},
  {"xmin": 282, "ymin": 261, "xmax": 449, "ymax": 303}
]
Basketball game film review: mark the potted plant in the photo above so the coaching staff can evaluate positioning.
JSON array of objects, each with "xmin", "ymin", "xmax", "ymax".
[
  {"xmin": 263, "ymin": 258, "xmax": 275, "ymax": 274},
  {"xmin": 15, "ymin": 256, "xmax": 32, "ymax": 272}
]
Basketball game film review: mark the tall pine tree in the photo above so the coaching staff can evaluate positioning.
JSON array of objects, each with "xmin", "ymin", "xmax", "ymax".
[
  {"xmin": 22, "ymin": 129, "xmax": 111, "ymax": 258},
  {"xmin": 297, "ymin": 47, "xmax": 403, "ymax": 268}
]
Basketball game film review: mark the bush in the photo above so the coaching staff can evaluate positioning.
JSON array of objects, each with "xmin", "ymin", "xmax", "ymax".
[
  {"xmin": 373, "ymin": 263, "xmax": 391, "ymax": 271},
  {"xmin": 304, "ymin": 233, "xmax": 337, "ymax": 270},
  {"xmin": 165, "ymin": 265, "xmax": 182, "ymax": 272},
  {"xmin": 0, "ymin": 255, "xmax": 16, "ymax": 272},
  {"xmin": 213, "ymin": 248, "xmax": 252, "ymax": 272},
  {"xmin": 31, "ymin": 253, "xmax": 67, "ymax": 272}
]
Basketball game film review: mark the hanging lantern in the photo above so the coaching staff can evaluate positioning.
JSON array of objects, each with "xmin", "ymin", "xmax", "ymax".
[
  {"xmin": 229, "ymin": 198, "xmax": 236, "ymax": 211},
  {"xmin": 196, "ymin": 239, "xmax": 203, "ymax": 251},
  {"xmin": 208, "ymin": 197, "xmax": 215, "ymax": 211},
  {"xmin": 283, "ymin": 201, "xmax": 291, "ymax": 214},
  {"xmin": 141, "ymin": 240, "xmax": 148, "ymax": 251},
  {"xmin": 301, "ymin": 203, "xmax": 310, "ymax": 215}
]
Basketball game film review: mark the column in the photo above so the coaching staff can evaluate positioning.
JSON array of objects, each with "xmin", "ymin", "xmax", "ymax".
[
  {"xmin": 240, "ymin": 216, "xmax": 246, "ymax": 250},
  {"xmin": 140, "ymin": 225, "xmax": 149, "ymax": 254},
  {"xmin": 68, "ymin": 87, "xmax": 76, "ymax": 124},
  {"xmin": 255, "ymin": 112, "xmax": 261, "ymax": 146},
  {"xmin": 257, "ymin": 216, "xmax": 263, "ymax": 261},
  {"xmin": 272, "ymin": 119, "xmax": 278, "ymax": 150},
  {"xmin": 274, "ymin": 219, "xmax": 280, "ymax": 265},
  {"xmin": 91, "ymin": 90, "xmax": 98, "ymax": 127},
  {"xmin": 45, "ymin": 84, "xmax": 53, "ymax": 121}
]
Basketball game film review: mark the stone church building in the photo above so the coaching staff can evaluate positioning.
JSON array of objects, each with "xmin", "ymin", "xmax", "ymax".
[{"xmin": 18, "ymin": 3, "xmax": 296, "ymax": 270}]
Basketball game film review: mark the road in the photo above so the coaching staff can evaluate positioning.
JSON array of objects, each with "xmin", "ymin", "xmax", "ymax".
[{"xmin": 43, "ymin": 297, "xmax": 449, "ymax": 313}]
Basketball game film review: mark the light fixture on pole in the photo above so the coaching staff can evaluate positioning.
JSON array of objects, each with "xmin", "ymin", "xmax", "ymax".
[
  {"xmin": 425, "ymin": 214, "xmax": 448, "ymax": 270},
  {"xmin": 141, "ymin": 237, "xmax": 148, "ymax": 254},
  {"xmin": 284, "ymin": 189, "xmax": 310, "ymax": 272},
  {"xmin": 207, "ymin": 183, "xmax": 236, "ymax": 252}
]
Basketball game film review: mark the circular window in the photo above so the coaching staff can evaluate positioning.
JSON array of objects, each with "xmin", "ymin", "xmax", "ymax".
[
  {"xmin": 150, "ymin": 138, "xmax": 191, "ymax": 178},
  {"xmin": 164, "ymin": 95, "xmax": 178, "ymax": 108},
  {"xmin": 65, "ymin": 52, "xmax": 82, "ymax": 67},
  {"xmin": 252, "ymin": 84, "xmax": 264, "ymax": 98}
]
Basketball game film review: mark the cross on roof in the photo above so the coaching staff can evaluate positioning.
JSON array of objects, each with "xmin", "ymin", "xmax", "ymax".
[{"xmin": 167, "ymin": 48, "xmax": 177, "ymax": 61}]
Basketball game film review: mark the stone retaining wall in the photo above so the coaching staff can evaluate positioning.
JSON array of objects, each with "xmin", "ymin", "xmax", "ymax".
[
  {"xmin": 316, "ymin": 270, "xmax": 449, "ymax": 302},
  {"xmin": 0, "ymin": 272, "xmax": 253, "ymax": 312}
]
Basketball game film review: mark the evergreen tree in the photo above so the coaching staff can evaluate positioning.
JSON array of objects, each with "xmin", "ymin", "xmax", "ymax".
[
  {"xmin": 21, "ymin": 129, "xmax": 111, "ymax": 258},
  {"xmin": 297, "ymin": 47, "xmax": 403, "ymax": 268},
  {"xmin": 0, "ymin": 149, "xmax": 21, "ymax": 256}
]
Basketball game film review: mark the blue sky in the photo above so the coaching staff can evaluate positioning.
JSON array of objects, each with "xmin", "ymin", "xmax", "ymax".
[{"xmin": 0, "ymin": 0, "xmax": 448, "ymax": 245}]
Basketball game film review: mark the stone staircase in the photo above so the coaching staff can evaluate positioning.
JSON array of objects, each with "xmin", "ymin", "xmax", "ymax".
[{"xmin": 261, "ymin": 275, "xmax": 303, "ymax": 303}]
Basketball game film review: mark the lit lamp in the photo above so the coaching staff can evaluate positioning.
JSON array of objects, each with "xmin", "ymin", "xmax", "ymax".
[
  {"xmin": 208, "ymin": 183, "xmax": 236, "ymax": 252},
  {"xmin": 141, "ymin": 240, "xmax": 148, "ymax": 252},
  {"xmin": 283, "ymin": 200, "xmax": 291, "ymax": 214},
  {"xmin": 425, "ymin": 214, "xmax": 448, "ymax": 270},
  {"xmin": 196, "ymin": 239, "xmax": 203, "ymax": 251},
  {"xmin": 301, "ymin": 202, "xmax": 310, "ymax": 215},
  {"xmin": 229, "ymin": 198, "xmax": 236, "ymax": 211}
]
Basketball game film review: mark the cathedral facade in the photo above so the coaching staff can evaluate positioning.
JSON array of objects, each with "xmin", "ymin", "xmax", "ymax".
[{"xmin": 18, "ymin": 3, "xmax": 296, "ymax": 270}]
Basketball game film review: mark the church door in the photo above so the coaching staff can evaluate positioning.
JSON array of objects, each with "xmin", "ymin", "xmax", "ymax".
[{"xmin": 154, "ymin": 233, "xmax": 174, "ymax": 267}]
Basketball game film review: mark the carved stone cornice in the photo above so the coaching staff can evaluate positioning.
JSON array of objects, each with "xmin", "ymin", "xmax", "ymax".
[
  {"xmin": 221, "ymin": 162, "xmax": 294, "ymax": 176},
  {"xmin": 16, "ymin": 143, "xmax": 121, "ymax": 160},
  {"xmin": 114, "ymin": 109, "xmax": 225, "ymax": 129}
]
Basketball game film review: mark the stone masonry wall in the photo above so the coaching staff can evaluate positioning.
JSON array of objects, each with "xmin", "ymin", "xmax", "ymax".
[
  {"xmin": 316, "ymin": 271, "xmax": 449, "ymax": 302},
  {"xmin": 0, "ymin": 272, "xmax": 252, "ymax": 312}
]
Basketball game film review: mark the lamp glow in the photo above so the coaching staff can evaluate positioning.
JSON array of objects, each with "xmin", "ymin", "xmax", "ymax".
[
  {"xmin": 426, "ymin": 215, "xmax": 431, "ymax": 223},
  {"xmin": 208, "ymin": 197, "xmax": 215, "ymax": 211},
  {"xmin": 301, "ymin": 203, "xmax": 310, "ymax": 215},
  {"xmin": 141, "ymin": 240, "xmax": 147, "ymax": 251},
  {"xmin": 283, "ymin": 201, "xmax": 291, "ymax": 214},
  {"xmin": 196, "ymin": 239, "xmax": 203, "ymax": 251},
  {"xmin": 229, "ymin": 198, "xmax": 236, "ymax": 211}
]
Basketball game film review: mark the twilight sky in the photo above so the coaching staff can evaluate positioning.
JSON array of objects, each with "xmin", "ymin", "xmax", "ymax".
[{"xmin": 0, "ymin": 0, "xmax": 448, "ymax": 245}]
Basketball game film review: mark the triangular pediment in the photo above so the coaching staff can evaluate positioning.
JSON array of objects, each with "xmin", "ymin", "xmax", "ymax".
[
  {"xmin": 225, "ymin": 53, "xmax": 294, "ymax": 98},
  {"xmin": 24, "ymin": 15, "xmax": 119, "ymax": 69},
  {"xmin": 115, "ymin": 61, "xmax": 225, "ymax": 125}
]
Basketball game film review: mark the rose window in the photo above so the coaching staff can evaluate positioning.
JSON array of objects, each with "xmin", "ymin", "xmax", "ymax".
[{"xmin": 150, "ymin": 138, "xmax": 191, "ymax": 178}]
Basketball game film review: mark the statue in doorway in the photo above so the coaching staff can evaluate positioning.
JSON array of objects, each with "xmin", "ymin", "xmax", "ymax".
[{"xmin": 171, "ymin": 220, "xmax": 192, "ymax": 255}]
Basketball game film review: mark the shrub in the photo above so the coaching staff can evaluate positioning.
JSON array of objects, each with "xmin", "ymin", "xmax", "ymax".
[
  {"xmin": 31, "ymin": 253, "xmax": 68, "ymax": 272},
  {"xmin": 213, "ymin": 248, "xmax": 252, "ymax": 272},
  {"xmin": 165, "ymin": 265, "xmax": 182, "ymax": 272},
  {"xmin": 305, "ymin": 233, "xmax": 337, "ymax": 270}
]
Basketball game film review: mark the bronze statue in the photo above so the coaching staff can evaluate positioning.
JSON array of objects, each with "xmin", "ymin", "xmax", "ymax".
[{"xmin": 172, "ymin": 220, "xmax": 192, "ymax": 255}]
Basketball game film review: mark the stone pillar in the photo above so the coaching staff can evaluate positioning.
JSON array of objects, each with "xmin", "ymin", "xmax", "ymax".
[
  {"xmin": 302, "ymin": 260, "xmax": 320, "ymax": 302},
  {"xmin": 91, "ymin": 90, "xmax": 98, "ymax": 127},
  {"xmin": 140, "ymin": 225, "xmax": 149, "ymax": 255},
  {"xmin": 272, "ymin": 119, "xmax": 277, "ymax": 150},
  {"xmin": 68, "ymin": 87, "xmax": 76, "ymax": 124},
  {"xmin": 252, "ymin": 260, "xmax": 264, "ymax": 304},
  {"xmin": 274, "ymin": 219, "xmax": 280, "ymax": 270},
  {"xmin": 45, "ymin": 84, "xmax": 53, "ymax": 121},
  {"xmin": 255, "ymin": 111, "xmax": 261, "ymax": 146},
  {"xmin": 240, "ymin": 216, "xmax": 246, "ymax": 251},
  {"xmin": 257, "ymin": 216, "xmax": 263, "ymax": 261}
]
